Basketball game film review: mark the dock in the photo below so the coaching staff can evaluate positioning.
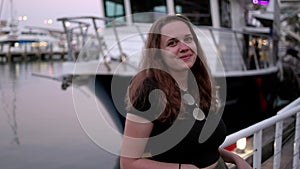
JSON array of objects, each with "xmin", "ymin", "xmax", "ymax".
[
  {"xmin": 0, "ymin": 50, "xmax": 80, "ymax": 62},
  {"xmin": 0, "ymin": 51, "xmax": 65, "ymax": 61}
]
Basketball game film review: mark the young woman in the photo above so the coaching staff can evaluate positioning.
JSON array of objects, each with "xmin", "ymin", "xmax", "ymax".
[{"xmin": 120, "ymin": 14, "xmax": 252, "ymax": 169}]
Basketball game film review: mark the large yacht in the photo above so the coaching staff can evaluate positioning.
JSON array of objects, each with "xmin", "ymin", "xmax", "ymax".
[{"xmin": 55, "ymin": 0, "xmax": 291, "ymax": 134}]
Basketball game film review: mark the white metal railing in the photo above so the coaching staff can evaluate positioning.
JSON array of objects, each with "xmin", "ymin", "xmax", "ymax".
[
  {"xmin": 221, "ymin": 97, "xmax": 300, "ymax": 169},
  {"xmin": 199, "ymin": 26, "xmax": 273, "ymax": 72}
]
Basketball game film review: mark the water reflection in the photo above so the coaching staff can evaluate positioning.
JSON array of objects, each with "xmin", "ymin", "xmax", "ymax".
[
  {"xmin": 0, "ymin": 75, "xmax": 20, "ymax": 145},
  {"xmin": 0, "ymin": 61, "xmax": 119, "ymax": 169}
]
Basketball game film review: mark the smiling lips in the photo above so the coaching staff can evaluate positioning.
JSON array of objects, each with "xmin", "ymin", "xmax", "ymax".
[{"xmin": 179, "ymin": 54, "xmax": 192, "ymax": 61}]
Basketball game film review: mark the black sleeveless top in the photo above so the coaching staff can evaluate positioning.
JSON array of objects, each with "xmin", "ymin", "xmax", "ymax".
[{"xmin": 128, "ymin": 78, "xmax": 227, "ymax": 168}]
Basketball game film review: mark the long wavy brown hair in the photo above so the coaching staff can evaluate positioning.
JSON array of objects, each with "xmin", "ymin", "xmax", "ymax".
[{"xmin": 126, "ymin": 14, "xmax": 217, "ymax": 124}]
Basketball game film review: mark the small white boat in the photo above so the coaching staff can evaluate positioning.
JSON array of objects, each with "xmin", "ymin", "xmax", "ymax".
[
  {"xmin": 0, "ymin": 0, "xmax": 66, "ymax": 62},
  {"xmin": 0, "ymin": 26, "xmax": 67, "ymax": 61}
]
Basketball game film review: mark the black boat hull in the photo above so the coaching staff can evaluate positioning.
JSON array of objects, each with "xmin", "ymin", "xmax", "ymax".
[{"xmin": 90, "ymin": 66, "xmax": 298, "ymax": 135}]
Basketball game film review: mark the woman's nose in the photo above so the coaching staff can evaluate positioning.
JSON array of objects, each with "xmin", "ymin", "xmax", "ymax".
[{"xmin": 179, "ymin": 41, "xmax": 189, "ymax": 52}]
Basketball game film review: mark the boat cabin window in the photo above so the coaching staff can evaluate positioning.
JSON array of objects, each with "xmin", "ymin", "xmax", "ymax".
[
  {"xmin": 130, "ymin": 0, "xmax": 167, "ymax": 23},
  {"xmin": 103, "ymin": 0, "xmax": 214, "ymax": 26},
  {"xmin": 103, "ymin": 0, "xmax": 167, "ymax": 24},
  {"xmin": 104, "ymin": 0, "xmax": 126, "ymax": 21},
  {"xmin": 174, "ymin": 0, "xmax": 212, "ymax": 26}
]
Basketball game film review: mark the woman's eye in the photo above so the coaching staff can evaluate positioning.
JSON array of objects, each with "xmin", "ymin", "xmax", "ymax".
[
  {"xmin": 184, "ymin": 36, "xmax": 193, "ymax": 43},
  {"xmin": 167, "ymin": 40, "xmax": 178, "ymax": 47}
]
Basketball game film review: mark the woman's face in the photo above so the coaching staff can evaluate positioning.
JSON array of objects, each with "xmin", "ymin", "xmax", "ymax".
[{"xmin": 159, "ymin": 21, "xmax": 197, "ymax": 72}]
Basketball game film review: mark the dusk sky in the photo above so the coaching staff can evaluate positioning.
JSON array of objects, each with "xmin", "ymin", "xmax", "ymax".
[{"xmin": 1, "ymin": 0, "xmax": 101, "ymax": 30}]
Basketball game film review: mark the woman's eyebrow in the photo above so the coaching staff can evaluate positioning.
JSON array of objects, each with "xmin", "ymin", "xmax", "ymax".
[{"xmin": 166, "ymin": 37, "xmax": 177, "ymax": 41}]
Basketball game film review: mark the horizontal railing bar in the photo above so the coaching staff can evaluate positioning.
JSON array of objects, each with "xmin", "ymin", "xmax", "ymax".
[
  {"xmin": 57, "ymin": 16, "xmax": 115, "ymax": 22},
  {"xmin": 197, "ymin": 26, "xmax": 270, "ymax": 38}
]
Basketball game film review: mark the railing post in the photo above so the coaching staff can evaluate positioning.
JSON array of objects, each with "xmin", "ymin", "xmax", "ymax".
[
  {"xmin": 92, "ymin": 18, "xmax": 111, "ymax": 71},
  {"xmin": 293, "ymin": 112, "xmax": 300, "ymax": 169},
  {"xmin": 273, "ymin": 121, "xmax": 283, "ymax": 169},
  {"xmin": 253, "ymin": 130, "xmax": 262, "ymax": 169}
]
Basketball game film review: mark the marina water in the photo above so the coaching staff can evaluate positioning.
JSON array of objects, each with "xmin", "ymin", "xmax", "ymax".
[{"xmin": 0, "ymin": 61, "xmax": 119, "ymax": 169}]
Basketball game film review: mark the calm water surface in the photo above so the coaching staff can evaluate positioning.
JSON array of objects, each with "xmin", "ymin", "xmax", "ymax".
[{"xmin": 0, "ymin": 61, "xmax": 119, "ymax": 169}]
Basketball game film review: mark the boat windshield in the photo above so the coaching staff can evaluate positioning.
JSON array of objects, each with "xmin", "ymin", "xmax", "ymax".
[
  {"xmin": 104, "ymin": 0, "xmax": 167, "ymax": 23},
  {"xmin": 103, "ymin": 0, "xmax": 213, "ymax": 26},
  {"xmin": 174, "ymin": 0, "xmax": 212, "ymax": 26},
  {"xmin": 104, "ymin": 0, "xmax": 126, "ymax": 22}
]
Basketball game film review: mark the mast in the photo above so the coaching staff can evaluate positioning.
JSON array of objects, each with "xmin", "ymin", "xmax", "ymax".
[
  {"xmin": 0, "ymin": 0, "xmax": 4, "ymax": 21},
  {"xmin": 8, "ymin": 0, "xmax": 18, "ymax": 33},
  {"xmin": 10, "ymin": 0, "xmax": 13, "ymax": 22}
]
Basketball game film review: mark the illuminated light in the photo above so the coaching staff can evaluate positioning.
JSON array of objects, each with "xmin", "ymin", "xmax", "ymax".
[
  {"xmin": 39, "ymin": 41, "xmax": 48, "ymax": 47},
  {"xmin": 236, "ymin": 137, "xmax": 247, "ymax": 153},
  {"xmin": 14, "ymin": 42, "xmax": 19, "ymax": 47},
  {"xmin": 18, "ymin": 16, "xmax": 28, "ymax": 21},
  {"xmin": 82, "ymin": 26, "xmax": 88, "ymax": 31},
  {"xmin": 65, "ymin": 21, "xmax": 71, "ymax": 27},
  {"xmin": 258, "ymin": 39, "xmax": 262, "ymax": 44},
  {"xmin": 31, "ymin": 42, "xmax": 39, "ymax": 47},
  {"xmin": 262, "ymin": 40, "xmax": 268, "ymax": 45},
  {"xmin": 44, "ymin": 19, "xmax": 53, "ymax": 25},
  {"xmin": 47, "ymin": 19, "xmax": 53, "ymax": 24}
]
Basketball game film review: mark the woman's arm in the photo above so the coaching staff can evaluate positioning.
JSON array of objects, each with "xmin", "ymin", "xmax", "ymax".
[
  {"xmin": 120, "ymin": 113, "xmax": 198, "ymax": 169},
  {"xmin": 218, "ymin": 148, "xmax": 253, "ymax": 169}
]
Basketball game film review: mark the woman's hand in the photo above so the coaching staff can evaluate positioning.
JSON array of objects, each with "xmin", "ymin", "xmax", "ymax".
[
  {"xmin": 234, "ymin": 157, "xmax": 253, "ymax": 169},
  {"xmin": 219, "ymin": 148, "xmax": 253, "ymax": 169}
]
